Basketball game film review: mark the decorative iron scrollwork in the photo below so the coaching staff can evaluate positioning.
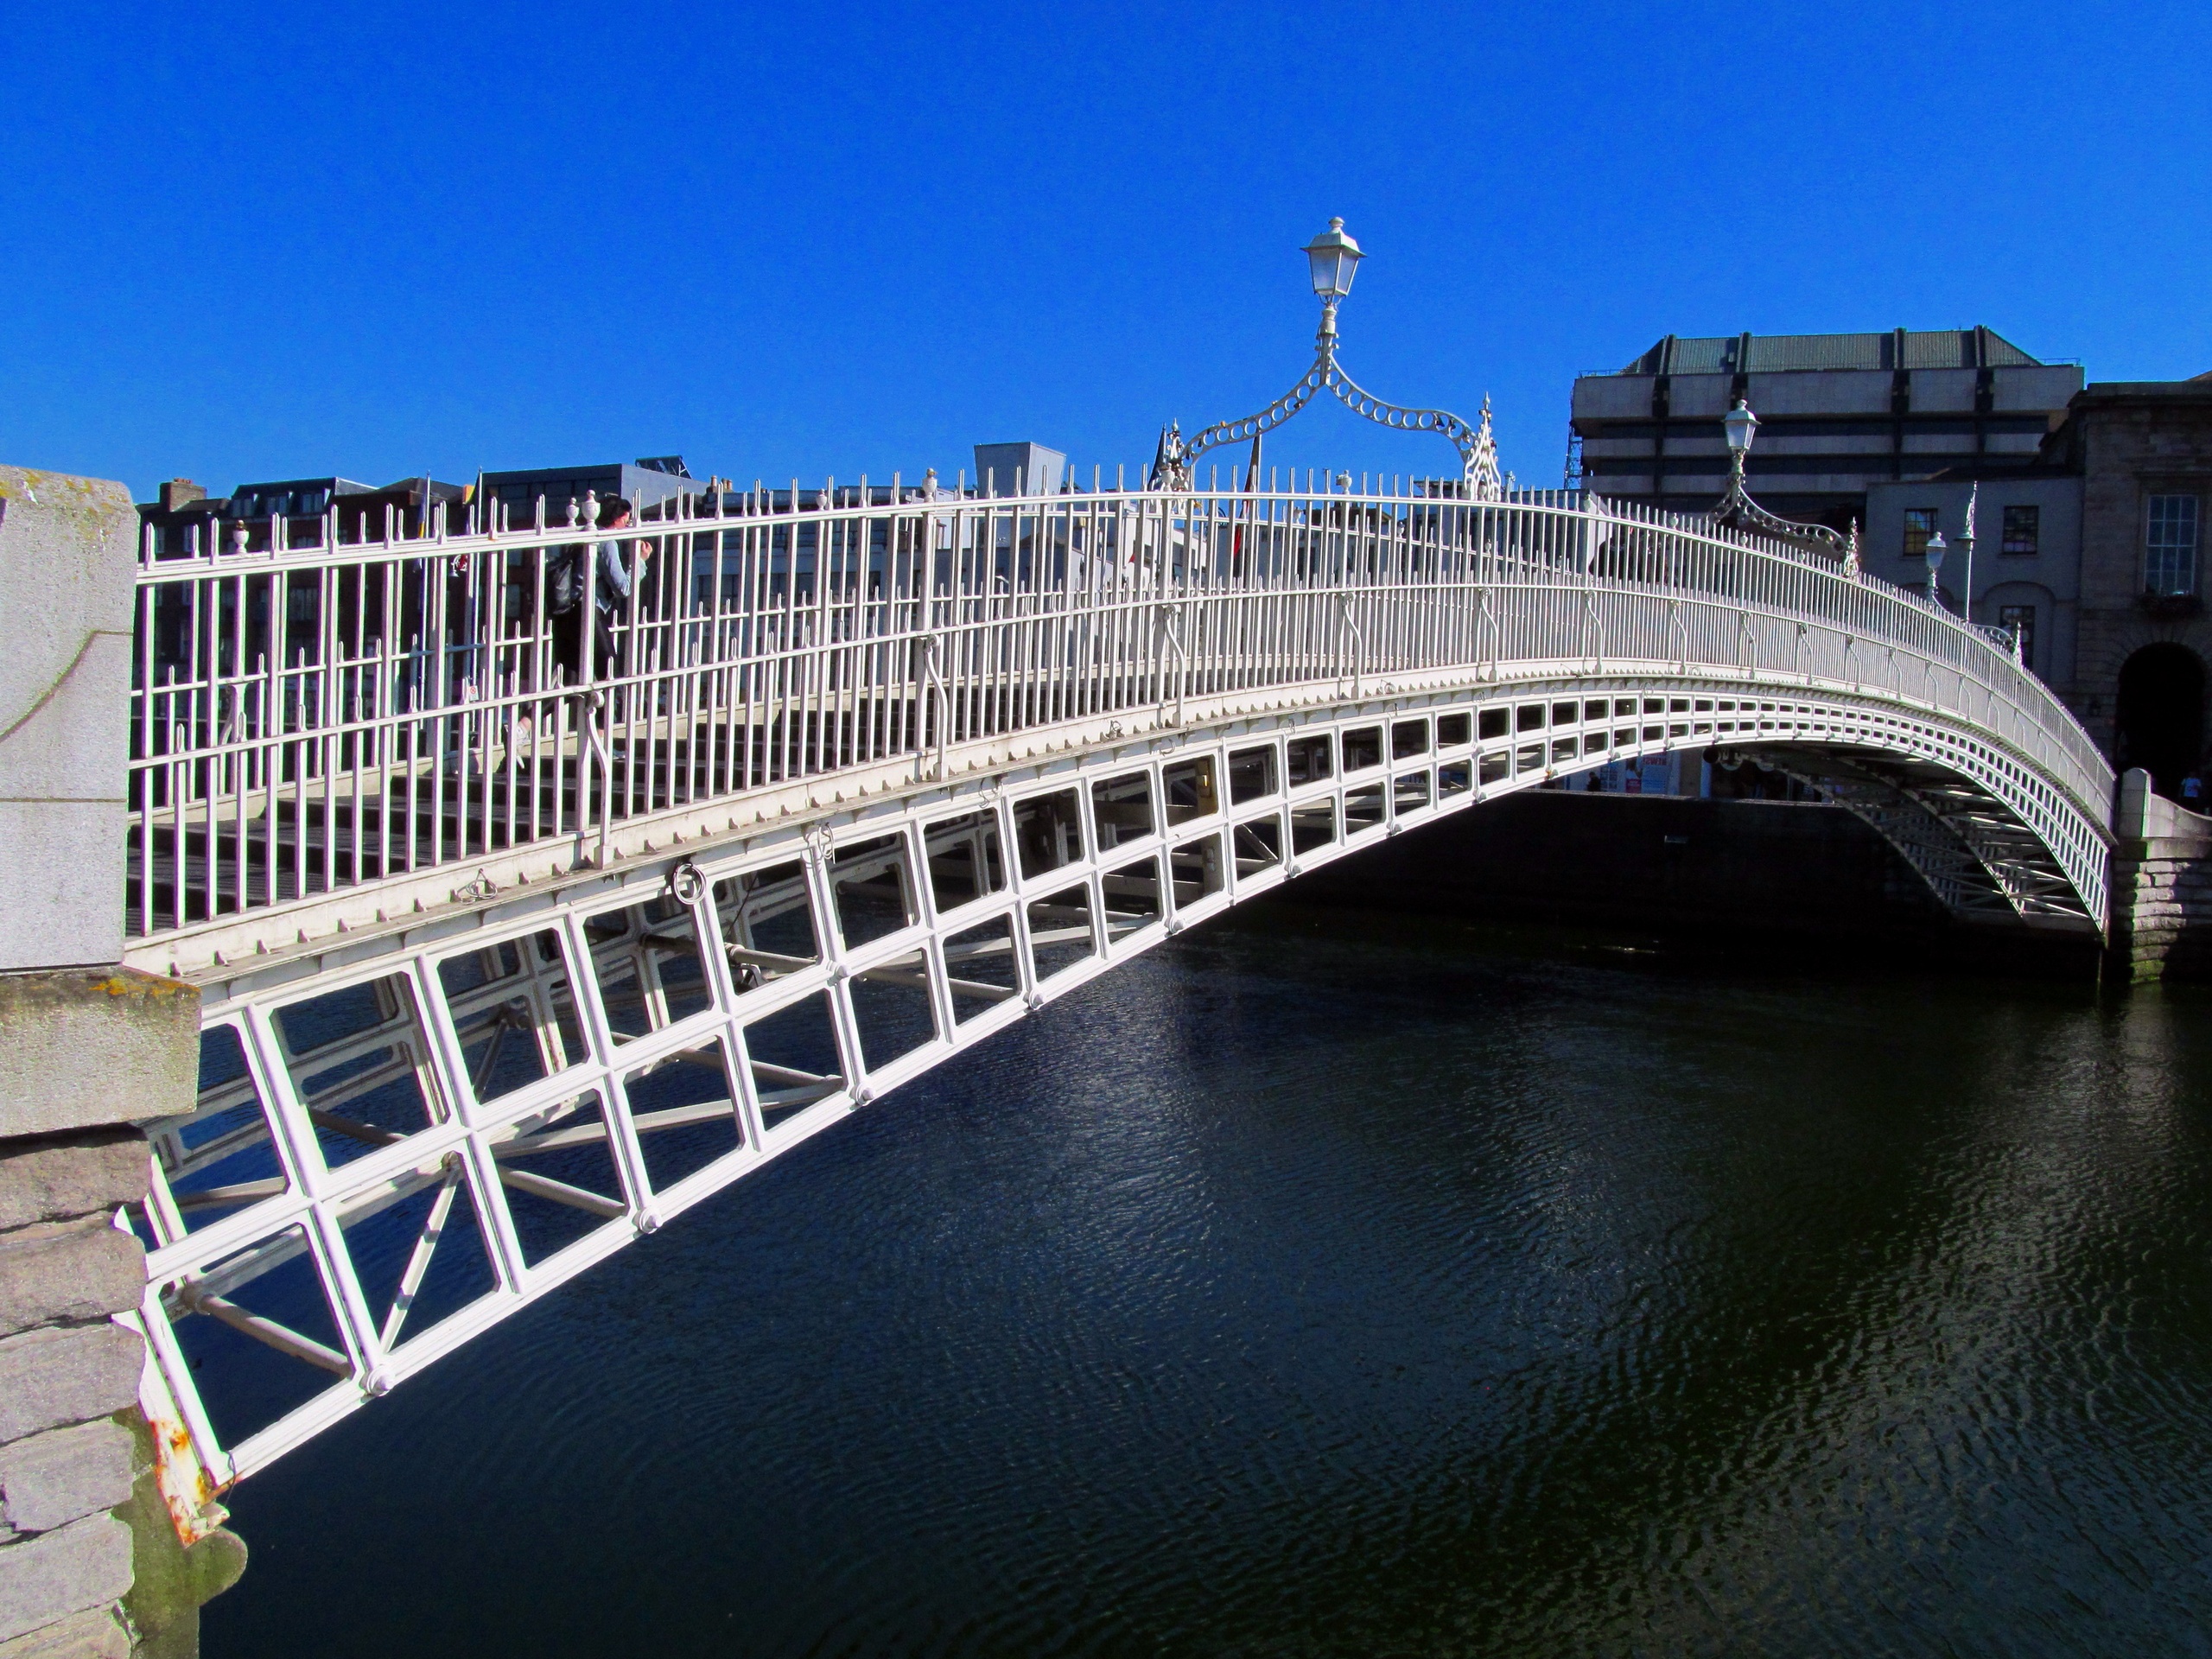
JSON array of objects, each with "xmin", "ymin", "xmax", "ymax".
[{"xmin": 1154, "ymin": 276, "xmax": 1501, "ymax": 498}]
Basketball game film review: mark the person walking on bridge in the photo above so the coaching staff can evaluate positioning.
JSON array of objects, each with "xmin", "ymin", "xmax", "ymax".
[{"xmin": 554, "ymin": 496, "xmax": 651, "ymax": 689}]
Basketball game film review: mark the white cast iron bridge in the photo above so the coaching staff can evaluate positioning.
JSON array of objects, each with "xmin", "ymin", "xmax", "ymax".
[{"xmin": 115, "ymin": 466, "xmax": 2114, "ymax": 1533}]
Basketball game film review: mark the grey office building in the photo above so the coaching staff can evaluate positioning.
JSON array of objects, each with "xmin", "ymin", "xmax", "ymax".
[
  {"xmin": 1571, "ymin": 328, "xmax": 2083, "ymax": 533},
  {"xmin": 479, "ymin": 456, "xmax": 705, "ymax": 528}
]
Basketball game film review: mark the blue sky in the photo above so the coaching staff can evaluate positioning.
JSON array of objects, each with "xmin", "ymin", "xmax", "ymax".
[{"xmin": 5, "ymin": 1, "xmax": 2208, "ymax": 502}]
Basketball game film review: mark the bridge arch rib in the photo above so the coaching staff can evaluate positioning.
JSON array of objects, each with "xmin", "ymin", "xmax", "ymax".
[{"xmin": 112, "ymin": 481, "xmax": 2113, "ymax": 1522}]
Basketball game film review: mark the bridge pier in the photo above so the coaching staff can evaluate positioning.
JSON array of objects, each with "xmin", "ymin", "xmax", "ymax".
[
  {"xmin": 0, "ymin": 470, "xmax": 242, "ymax": 1658},
  {"xmin": 2107, "ymin": 768, "xmax": 2212, "ymax": 981}
]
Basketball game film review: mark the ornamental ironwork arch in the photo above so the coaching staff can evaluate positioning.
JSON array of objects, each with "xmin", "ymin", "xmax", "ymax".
[{"xmin": 1149, "ymin": 219, "xmax": 1503, "ymax": 499}]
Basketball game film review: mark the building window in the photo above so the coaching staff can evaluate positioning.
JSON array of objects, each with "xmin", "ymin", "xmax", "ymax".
[
  {"xmin": 2000, "ymin": 504, "xmax": 2039, "ymax": 556},
  {"xmin": 1903, "ymin": 508, "xmax": 1938, "ymax": 557},
  {"xmin": 1999, "ymin": 604, "xmax": 2037, "ymax": 670},
  {"xmin": 2146, "ymin": 495, "xmax": 2201, "ymax": 596}
]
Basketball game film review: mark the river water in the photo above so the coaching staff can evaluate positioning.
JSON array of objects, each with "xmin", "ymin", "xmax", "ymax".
[{"xmin": 207, "ymin": 902, "xmax": 2212, "ymax": 1657}]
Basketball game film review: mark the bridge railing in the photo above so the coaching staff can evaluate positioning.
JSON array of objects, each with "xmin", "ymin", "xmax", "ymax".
[{"xmin": 126, "ymin": 479, "xmax": 2110, "ymax": 947}]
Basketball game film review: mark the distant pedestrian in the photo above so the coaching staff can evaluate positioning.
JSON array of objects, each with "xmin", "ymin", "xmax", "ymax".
[
  {"xmin": 552, "ymin": 498, "xmax": 650, "ymax": 687},
  {"xmin": 2183, "ymin": 772, "xmax": 2204, "ymax": 807}
]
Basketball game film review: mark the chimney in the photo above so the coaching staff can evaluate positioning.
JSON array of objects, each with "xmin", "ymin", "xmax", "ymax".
[{"xmin": 159, "ymin": 479, "xmax": 207, "ymax": 512}]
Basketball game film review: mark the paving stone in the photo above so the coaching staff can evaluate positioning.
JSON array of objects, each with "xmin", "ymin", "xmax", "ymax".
[
  {"xmin": 0, "ymin": 1224, "xmax": 143, "ymax": 1338},
  {"xmin": 0, "ymin": 1425, "xmax": 135, "ymax": 1535},
  {"xmin": 0, "ymin": 1605, "xmax": 129, "ymax": 1658},
  {"xmin": 0, "ymin": 1516, "xmax": 132, "ymax": 1643},
  {"xmin": 0, "ymin": 1136, "xmax": 145, "ymax": 1233},
  {"xmin": 0, "ymin": 1328, "xmax": 142, "ymax": 1445}
]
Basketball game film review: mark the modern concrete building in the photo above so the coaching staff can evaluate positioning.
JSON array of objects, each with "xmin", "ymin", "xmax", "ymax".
[
  {"xmin": 1572, "ymin": 328, "xmax": 2083, "ymax": 534},
  {"xmin": 479, "ymin": 456, "xmax": 703, "ymax": 529},
  {"xmin": 972, "ymin": 442, "xmax": 1066, "ymax": 497}
]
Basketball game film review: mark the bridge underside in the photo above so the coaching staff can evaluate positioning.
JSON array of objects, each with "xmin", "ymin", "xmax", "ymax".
[
  {"xmin": 123, "ymin": 665, "xmax": 2110, "ymax": 1513},
  {"xmin": 1749, "ymin": 744, "xmax": 2101, "ymax": 931}
]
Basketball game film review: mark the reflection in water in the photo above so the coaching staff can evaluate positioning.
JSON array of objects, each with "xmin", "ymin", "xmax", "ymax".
[{"xmin": 212, "ymin": 906, "xmax": 2212, "ymax": 1657}]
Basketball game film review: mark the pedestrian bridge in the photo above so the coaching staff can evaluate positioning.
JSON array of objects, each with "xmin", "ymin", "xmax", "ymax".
[{"xmin": 115, "ymin": 474, "xmax": 2113, "ymax": 1523}]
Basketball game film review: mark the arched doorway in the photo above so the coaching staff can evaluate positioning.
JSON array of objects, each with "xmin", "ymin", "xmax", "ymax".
[{"xmin": 2116, "ymin": 642, "xmax": 2207, "ymax": 797}]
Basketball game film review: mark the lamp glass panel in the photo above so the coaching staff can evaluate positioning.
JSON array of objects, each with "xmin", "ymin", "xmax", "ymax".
[{"xmin": 1307, "ymin": 246, "xmax": 1357, "ymax": 299}]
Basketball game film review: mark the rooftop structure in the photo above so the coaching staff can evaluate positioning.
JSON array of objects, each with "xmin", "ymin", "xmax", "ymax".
[
  {"xmin": 1573, "ymin": 327, "xmax": 2084, "ymax": 532},
  {"xmin": 480, "ymin": 456, "xmax": 706, "ymax": 530},
  {"xmin": 138, "ymin": 474, "xmax": 468, "ymax": 556}
]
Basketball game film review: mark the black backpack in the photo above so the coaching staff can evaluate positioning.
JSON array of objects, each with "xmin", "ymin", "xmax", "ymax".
[{"xmin": 546, "ymin": 544, "xmax": 587, "ymax": 616}]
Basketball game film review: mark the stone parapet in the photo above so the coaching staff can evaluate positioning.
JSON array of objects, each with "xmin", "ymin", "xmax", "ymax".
[{"xmin": 0, "ymin": 468, "xmax": 137, "ymax": 974}]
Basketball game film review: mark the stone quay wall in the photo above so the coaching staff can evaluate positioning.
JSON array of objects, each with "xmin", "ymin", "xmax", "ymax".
[
  {"xmin": 0, "ymin": 469, "xmax": 241, "ymax": 1657},
  {"xmin": 2108, "ymin": 768, "xmax": 2212, "ymax": 981}
]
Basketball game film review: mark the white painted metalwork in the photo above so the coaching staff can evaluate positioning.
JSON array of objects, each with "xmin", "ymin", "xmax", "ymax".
[
  {"xmin": 117, "ymin": 465, "xmax": 2117, "ymax": 1529},
  {"xmin": 1709, "ymin": 396, "xmax": 1856, "ymax": 561},
  {"xmin": 124, "ymin": 477, "xmax": 2108, "ymax": 965},
  {"xmin": 1153, "ymin": 219, "xmax": 1502, "ymax": 494}
]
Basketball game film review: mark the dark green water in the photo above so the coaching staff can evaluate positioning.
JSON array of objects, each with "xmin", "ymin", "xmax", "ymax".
[{"xmin": 209, "ymin": 905, "xmax": 2212, "ymax": 1656}]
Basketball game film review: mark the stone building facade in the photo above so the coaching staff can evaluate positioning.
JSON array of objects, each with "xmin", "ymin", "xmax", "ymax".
[
  {"xmin": 2039, "ymin": 378, "xmax": 2212, "ymax": 794},
  {"xmin": 1862, "ymin": 469, "xmax": 2083, "ymax": 691}
]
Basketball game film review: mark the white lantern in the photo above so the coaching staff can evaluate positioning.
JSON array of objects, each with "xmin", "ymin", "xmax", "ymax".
[
  {"xmin": 1722, "ymin": 398, "xmax": 1759, "ymax": 456},
  {"xmin": 1304, "ymin": 218, "xmax": 1363, "ymax": 302}
]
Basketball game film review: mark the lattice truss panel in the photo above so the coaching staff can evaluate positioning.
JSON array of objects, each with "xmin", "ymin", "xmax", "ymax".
[
  {"xmin": 121, "ymin": 675, "xmax": 2108, "ymax": 1529},
  {"xmin": 1758, "ymin": 747, "xmax": 2098, "ymax": 926}
]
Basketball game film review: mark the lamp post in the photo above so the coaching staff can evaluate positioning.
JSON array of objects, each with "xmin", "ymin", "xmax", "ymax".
[
  {"xmin": 1924, "ymin": 531, "xmax": 1947, "ymax": 607},
  {"xmin": 1956, "ymin": 483, "xmax": 1978, "ymax": 626},
  {"xmin": 1721, "ymin": 397, "xmax": 1758, "ymax": 482},
  {"xmin": 1153, "ymin": 219, "xmax": 1500, "ymax": 495},
  {"xmin": 1707, "ymin": 397, "xmax": 1856, "ymax": 564},
  {"xmin": 1303, "ymin": 218, "xmax": 1363, "ymax": 342}
]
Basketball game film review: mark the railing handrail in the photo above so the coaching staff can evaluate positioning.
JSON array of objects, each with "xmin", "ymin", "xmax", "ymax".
[{"xmin": 124, "ymin": 481, "xmax": 2112, "ymax": 950}]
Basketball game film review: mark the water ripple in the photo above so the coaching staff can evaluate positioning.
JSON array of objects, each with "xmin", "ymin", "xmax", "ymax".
[{"xmin": 213, "ymin": 908, "xmax": 2212, "ymax": 1657}]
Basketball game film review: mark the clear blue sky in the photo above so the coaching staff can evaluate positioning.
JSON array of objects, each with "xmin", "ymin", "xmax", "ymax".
[{"xmin": 5, "ymin": 0, "xmax": 2207, "ymax": 503}]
